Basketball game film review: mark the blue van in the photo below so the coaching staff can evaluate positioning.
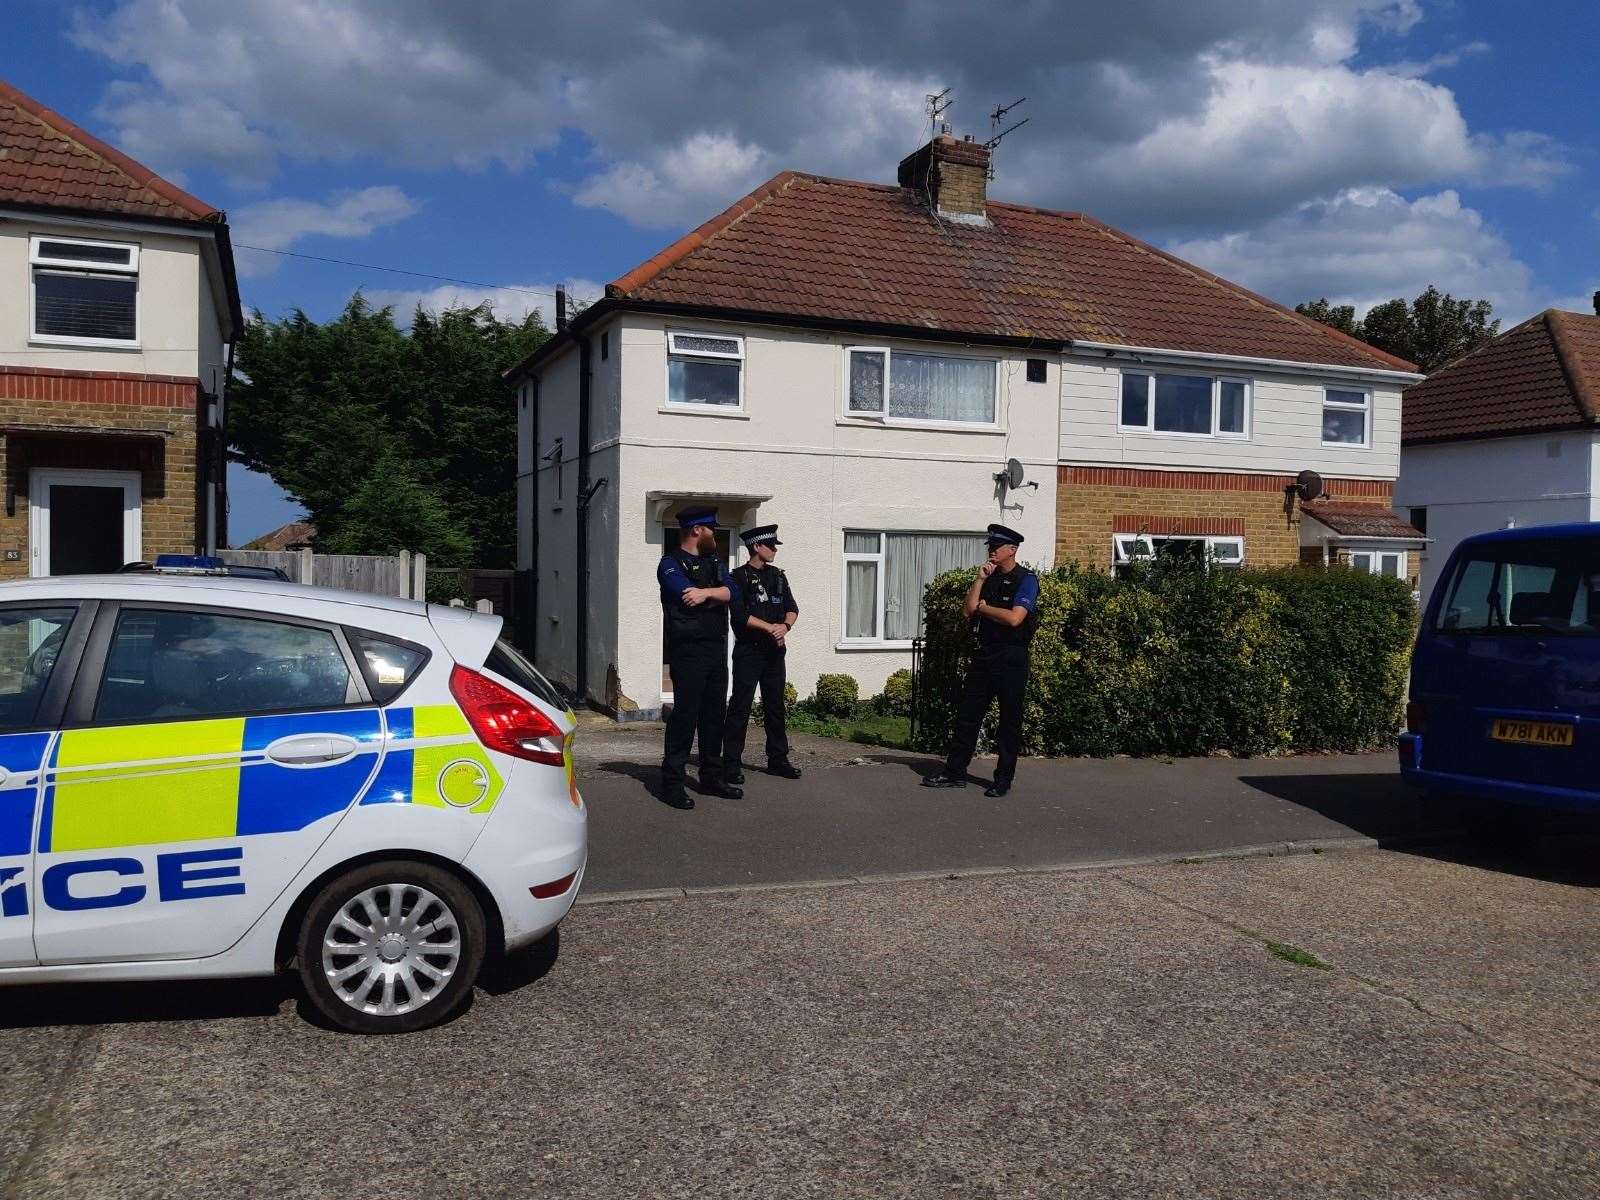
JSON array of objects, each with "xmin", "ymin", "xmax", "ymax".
[{"xmin": 1401, "ymin": 523, "xmax": 1600, "ymax": 818}]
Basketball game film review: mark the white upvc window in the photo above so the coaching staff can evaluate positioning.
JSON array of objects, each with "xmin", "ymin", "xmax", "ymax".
[
  {"xmin": 841, "ymin": 530, "xmax": 988, "ymax": 646},
  {"xmin": 1117, "ymin": 370, "xmax": 1250, "ymax": 439},
  {"xmin": 30, "ymin": 235, "xmax": 140, "ymax": 348},
  {"xmin": 1322, "ymin": 387, "xmax": 1370, "ymax": 447},
  {"xmin": 844, "ymin": 346, "xmax": 998, "ymax": 426},
  {"xmin": 666, "ymin": 331, "xmax": 744, "ymax": 410},
  {"xmin": 1113, "ymin": 534, "xmax": 1245, "ymax": 575},
  {"xmin": 1348, "ymin": 548, "xmax": 1406, "ymax": 578}
]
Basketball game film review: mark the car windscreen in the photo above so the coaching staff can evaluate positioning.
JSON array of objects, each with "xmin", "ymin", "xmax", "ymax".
[
  {"xmin": 484, "ymin": 639, "xmax": 569, "ymax": 712},
  {"xmin": 1436, "ymin": 538, "xmax": 1600, "ymax": 637}
]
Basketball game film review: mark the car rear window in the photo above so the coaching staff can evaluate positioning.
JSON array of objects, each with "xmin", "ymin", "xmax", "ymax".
[
  {"xmin": 1437, "ymin": 538, "xmax": 1600, "ymax": 637},
  {"xmin": 348, "ymin": 630, "xmax": 430, "ymax": 703},
  {"xmin": 484, "ymin": 639, "xmax": 568, "ymax": 711}
]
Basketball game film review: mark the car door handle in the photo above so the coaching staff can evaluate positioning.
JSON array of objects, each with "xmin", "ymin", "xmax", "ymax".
[{"xmin": 265, "ymin": 733, "xmax": 360, "ymax": 767}]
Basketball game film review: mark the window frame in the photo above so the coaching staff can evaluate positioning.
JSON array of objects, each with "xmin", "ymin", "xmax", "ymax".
[
  {"xmin": 29, "ymin": 234, "xmax": 141, "ymax": 349},
  {"xmin": 838, "ymin": 528, "xmax": 990, "ymax": 648},
  {"xmin": 664, "ymin": 329, "xmax": 746, "ymax": 414},
  {"xmin": 1112, "ymin": 534, "xmax": 1246, "ymax": 572},
  {"xmin": 842, "ymin": 345, "xmax": 1002, "ymax": 430},
  {"xmin": 1347, "ymin": 548, "xmax": 1406, "ymax": 579},
  {"xmin": 1321, "ymin": 387, "xmax": 1371, "ymax": 448},
  {"xmin": 63, "ymin": 601, "xmax": 374, "ymax": 729},
  {"xmin": 0, "ymin": 600, "xmax": 96, "ymax": 734},
  {"xmin": 1116, "ymin": 369, "xmax": 1252, "ymax": 440}
]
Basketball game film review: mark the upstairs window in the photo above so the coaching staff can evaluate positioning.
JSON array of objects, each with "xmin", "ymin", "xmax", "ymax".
[
  {"xmin": 1119, "ymin": 371, "xmax": 1249, "ymax": 438},
  {"xmin": 666, "ymin": 331, "xmax": 743, "ymax": 408},
  {"xmin": 30, "ymin": 236, "xmax": 139, "ymax": 347},
  {"xmin": 1322, "ymin": 387, "xmax": 1370, "ymax": 446},
  {"xmin": 846, "ymin": 348, "xmax": 997, "ymax": 425}
]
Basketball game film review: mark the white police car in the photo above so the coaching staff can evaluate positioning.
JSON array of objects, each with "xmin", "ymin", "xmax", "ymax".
[{"xmin": 0, "ymin": 568, "xmax": 586, "ymax": 1033}]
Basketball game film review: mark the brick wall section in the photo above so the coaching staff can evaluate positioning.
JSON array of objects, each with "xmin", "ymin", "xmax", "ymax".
[
  {"xmin": 1056, "ymin": 465, "xmax": 1395, "ymax": 572},
  {"xmin": 0, "ymin": 366, "xmax": 200, "ymax": 579}
]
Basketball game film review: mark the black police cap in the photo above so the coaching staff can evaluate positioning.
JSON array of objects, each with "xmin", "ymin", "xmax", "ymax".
[
  {"xmin": 741, "ymin": 524, "xmax": 781, "ymax": 547},
  {"xmin": 985, "ymin": 523, "xmax": 1024, "ymax": 547}
]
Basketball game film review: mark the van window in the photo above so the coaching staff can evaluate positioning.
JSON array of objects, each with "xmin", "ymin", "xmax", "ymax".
[
  {"xmin": 96, "ymin": 609, "xmax": 357, "ymax": 722},
  {"xmin": 0, "ymin": 606, "xmax": 76, "ymax": 732},
  {"xmin": 1437, "ymin": 539, "xmax": 1600, "ymax": 637}
]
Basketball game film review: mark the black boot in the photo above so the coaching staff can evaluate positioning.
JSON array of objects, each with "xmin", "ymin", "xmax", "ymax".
[
  {"xmin": 662, "ymin": 788, "xmax": 695, "ymax": 810},
  {"xmin": 984, "ymin": 779, "xmax": 1012, "ymax": 798},
  {"xmin": 725, "ymin": 766, "xmax": 746, "ymax": 785},
  {"xmin": 768, "ymin": 761, "xmax": 802, "ymax": 779},
  {"xmin": 700, "ymin": 778, "xmax": 744, "ymax": 800},
  {"xmin": 921, "ymin": 772, "xmax": 967, "ymax": 789}
]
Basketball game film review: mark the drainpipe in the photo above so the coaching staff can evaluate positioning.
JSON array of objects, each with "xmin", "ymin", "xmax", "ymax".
[{"xmin": 574, "ymin": 332, "xmax": 592, "ymax": 706}]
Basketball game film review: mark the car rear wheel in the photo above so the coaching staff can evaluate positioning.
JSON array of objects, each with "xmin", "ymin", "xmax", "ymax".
[{"xmin": 297, "ymin": 861, "xmax": 486, "ymax": 1034}]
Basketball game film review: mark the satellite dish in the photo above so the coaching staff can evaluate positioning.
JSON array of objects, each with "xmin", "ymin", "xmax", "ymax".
[
  {"xmin": 1005, "ymin": 459, "xmax": 1025, "ymax": 489},
  {"xmin": 1295, "ymin": 469, "xmax": 1324, "ymax": 503}
]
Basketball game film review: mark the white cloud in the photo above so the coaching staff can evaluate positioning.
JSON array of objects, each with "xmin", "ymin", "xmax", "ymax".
[
  {"xmin": 362, "ymin": 279, "xmax": 606, "ymax": 328},
  {"xmin": 232, "ymin": 186, "xmax": 421, "ymax": 276},
  {"xmin": 1168, "ymin": 188, "xmax": 1555, "ymax": 323},
  {"xmin": 69, "ymin": 0, "xmax": 1568, "ymax": 239}
]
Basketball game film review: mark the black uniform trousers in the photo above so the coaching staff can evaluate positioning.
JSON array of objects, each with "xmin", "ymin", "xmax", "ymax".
[
  {"xmin": 723, "ymin": 640, "xmax": 790, "ymax": 767},
  {"xmin": 943, "ymin": 642, "xmax": 1030, "ymax": 784},
  {"xmin": 662, "ymin": 640, "xmax": 728, "ymax": 791}
]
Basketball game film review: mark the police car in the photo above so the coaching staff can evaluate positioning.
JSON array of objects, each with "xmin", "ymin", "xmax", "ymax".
[{"xmin": 0, "ymin": 567, "xmax": 586, "ymax": 1033}]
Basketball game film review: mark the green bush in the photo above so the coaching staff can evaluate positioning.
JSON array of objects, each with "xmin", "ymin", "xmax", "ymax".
[
  {"xmin": 875, "ymin": 668, "xmax": 914, "ymax": 716},
  {"xmin": 914, "ymin": 561, "xmax": 1415, "ymax": 758},
  {"xmin": 751, "ymin": 681, "xmax": 798, "ymax": 725},
  {"xmin": 811, "ymin": 673, "xmax": 860, "ymax": 718}
]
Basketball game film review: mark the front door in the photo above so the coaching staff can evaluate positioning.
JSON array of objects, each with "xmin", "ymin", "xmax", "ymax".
[
  {"xmin": 29, "ymin": 469, "xmax": 142, "ymax": 577},
  {"xmin": 33, "ymin": 604, "xmax": 383, "ymax": 965}
]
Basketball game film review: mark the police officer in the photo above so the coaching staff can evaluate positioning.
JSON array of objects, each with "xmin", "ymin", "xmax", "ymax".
[
  {"xmin": 657, "ymin": 508, "xmax": 743, "ymax": 809},
  {"xmin": 921, "ymin": 524, "xmax": 1039, "ymax": 797},
  {"xmin": 723, "ymin": 524, "xmax": 802, "ymax": 784}
]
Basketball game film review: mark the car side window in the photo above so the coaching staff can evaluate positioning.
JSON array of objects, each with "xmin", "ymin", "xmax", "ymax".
[
  {"xmin": 0, "ymin": 606, "xmax": 77, "ymax": 733},
  {"xmin": 95, "ymin": 608, "xmax": 357, "ymax": 723}
]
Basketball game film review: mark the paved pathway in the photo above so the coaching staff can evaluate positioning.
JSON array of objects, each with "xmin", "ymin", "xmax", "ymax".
[{"xmin": 575, "ymin": 723, "xmax": 1428, "ymax": 894}]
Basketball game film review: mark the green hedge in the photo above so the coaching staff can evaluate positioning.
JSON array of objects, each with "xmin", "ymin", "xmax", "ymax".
[{"xmin": 914, "ymin": 562, "xmax": 1415, "ymax": 758}]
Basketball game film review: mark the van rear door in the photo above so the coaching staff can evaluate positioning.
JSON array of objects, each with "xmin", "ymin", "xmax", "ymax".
[{"xmin": 1417, "ymin": 535, "xmax": 1600, "ymax": 794}]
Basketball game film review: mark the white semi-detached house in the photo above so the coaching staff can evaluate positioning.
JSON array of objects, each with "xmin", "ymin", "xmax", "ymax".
[{"xmin": 509, "ymin": 133, "xmax": 1425, "ymax": 718}]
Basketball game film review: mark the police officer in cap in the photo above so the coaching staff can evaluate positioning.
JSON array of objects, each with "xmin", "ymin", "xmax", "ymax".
[
  {"xmin": 922, "ymin": 524, "xmax": 1039, "ymax": 797},
  {"xmin": 723, "ymin": 524, "xmax": 802, "ymax": 784},
  {"xmin": 657, "ymin": 508, "xmax": 743, "ymax": 809}
]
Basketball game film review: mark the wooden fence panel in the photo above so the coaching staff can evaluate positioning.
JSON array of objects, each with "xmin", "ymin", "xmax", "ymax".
[{"xmin": 219, "ymin": 550, "xmax": 414, "ymax": 598}]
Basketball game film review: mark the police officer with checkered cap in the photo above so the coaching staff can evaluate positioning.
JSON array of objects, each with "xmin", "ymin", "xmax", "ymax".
[
  {"xmin": 922, "ymin": 524, "xmax": 1039, "ymax": 797},
  {"xmin": 723, "ymin": 524, "xmax": 802, "ymax": 783}
]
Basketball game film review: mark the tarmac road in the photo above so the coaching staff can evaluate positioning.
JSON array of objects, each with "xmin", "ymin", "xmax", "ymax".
[{"xmin": 3, "ymin": 841, "xmax": 1597, "ymax": 1199}]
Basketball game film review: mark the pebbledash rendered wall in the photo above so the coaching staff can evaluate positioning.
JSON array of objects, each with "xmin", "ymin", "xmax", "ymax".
[{"xmin": 570, "ymin": 313, "xmax": 1059, "ymax": 717}]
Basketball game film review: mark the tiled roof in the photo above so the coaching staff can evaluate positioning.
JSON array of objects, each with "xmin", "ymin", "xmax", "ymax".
[
  {"xmin": 606, "ymin": 171, "xmax": 1416, "ymax": 372},
  {"xmin": 0, "ymin": 78, "xmax": 220, "ymax": 222},
  {"xmin": 1403, "ymin": 309, "xmax": 1600, "ymax": 444},
  {"xmin": 1302, "ymin": 500, "xmax": 1424, "ymax": 540}
]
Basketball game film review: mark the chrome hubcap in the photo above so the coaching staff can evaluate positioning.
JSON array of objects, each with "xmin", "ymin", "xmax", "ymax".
[{"xmin": 321, "ymin": 883, "xmax": 462, "ymax": 1017}]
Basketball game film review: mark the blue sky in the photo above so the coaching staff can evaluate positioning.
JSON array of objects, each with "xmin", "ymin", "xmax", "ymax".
[{"xmin": 7, "ymin": 1, "xmax": 1596, "ymax": 543}]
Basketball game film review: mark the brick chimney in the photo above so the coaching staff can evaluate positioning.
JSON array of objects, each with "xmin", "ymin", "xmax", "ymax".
[{"xmin": 897, "ymin": 133, "xmax": 991, "ymax": 221}]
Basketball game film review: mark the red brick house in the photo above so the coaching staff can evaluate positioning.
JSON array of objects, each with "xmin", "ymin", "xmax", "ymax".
[{"xmin": 0, "ymin": 79, "xmax": 239, "ymax": 577}]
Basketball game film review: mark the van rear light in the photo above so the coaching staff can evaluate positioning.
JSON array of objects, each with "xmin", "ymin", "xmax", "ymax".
[
  {"xmin": 1405, "ymin": 700, "xmax": 1426, "ymax": 734},
  {"xmin": 450, "ymin": 664, "xmax": 565, "ymax": 766}
]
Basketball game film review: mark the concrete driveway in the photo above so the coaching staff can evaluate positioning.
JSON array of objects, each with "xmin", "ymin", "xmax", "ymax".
[{"xmin": 3, "ymin": 839, "xmax": 1597, "ymax": 1199}]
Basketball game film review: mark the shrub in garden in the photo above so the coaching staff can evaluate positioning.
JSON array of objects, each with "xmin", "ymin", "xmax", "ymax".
[
  {"xmin": 875, "ymin": 668, "xmax": 914, "ymax": 716},
  {"xmin": 750, "ymin": 681, "xmax": 799, "ymax": 725},
  {"xmin": 914, "ymin": 561, "xmax": 1414, "ymax": 758},
  {"xmin": 811, "ymin": 673, "xmax": 860, "ymax": 717}
]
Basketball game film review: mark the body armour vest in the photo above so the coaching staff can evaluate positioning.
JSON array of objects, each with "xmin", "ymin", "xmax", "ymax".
[
  {"xmin": 662, "ymin": 550, "xmax": 729, "ymax": 649},
  {"xmin": 731, "ymin": 563, "xmax": 791, "ymax": 645},
  {"xmin": 975, "ymin": 566, "xmax": 1039, "ymax": 648}
]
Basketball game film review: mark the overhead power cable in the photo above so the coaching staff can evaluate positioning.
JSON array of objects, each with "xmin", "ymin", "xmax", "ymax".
[{"xmin": 232, "ymin": 243, "xmax": 566, "ymax": 300}]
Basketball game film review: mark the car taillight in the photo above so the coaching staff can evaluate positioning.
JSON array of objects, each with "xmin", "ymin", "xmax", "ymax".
[
  {"xmin": 450, "ymin": 664, "xmax": 565, "ymax": 766},
  {"xmin": 1405, "ymin": 700, "xmax": 1426, "ymax": 734}
]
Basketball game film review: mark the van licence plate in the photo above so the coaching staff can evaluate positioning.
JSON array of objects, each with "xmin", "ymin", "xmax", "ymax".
[{"xmin": 1490, "ymin": 719, "xmax": 1574, "ymax": 747}]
